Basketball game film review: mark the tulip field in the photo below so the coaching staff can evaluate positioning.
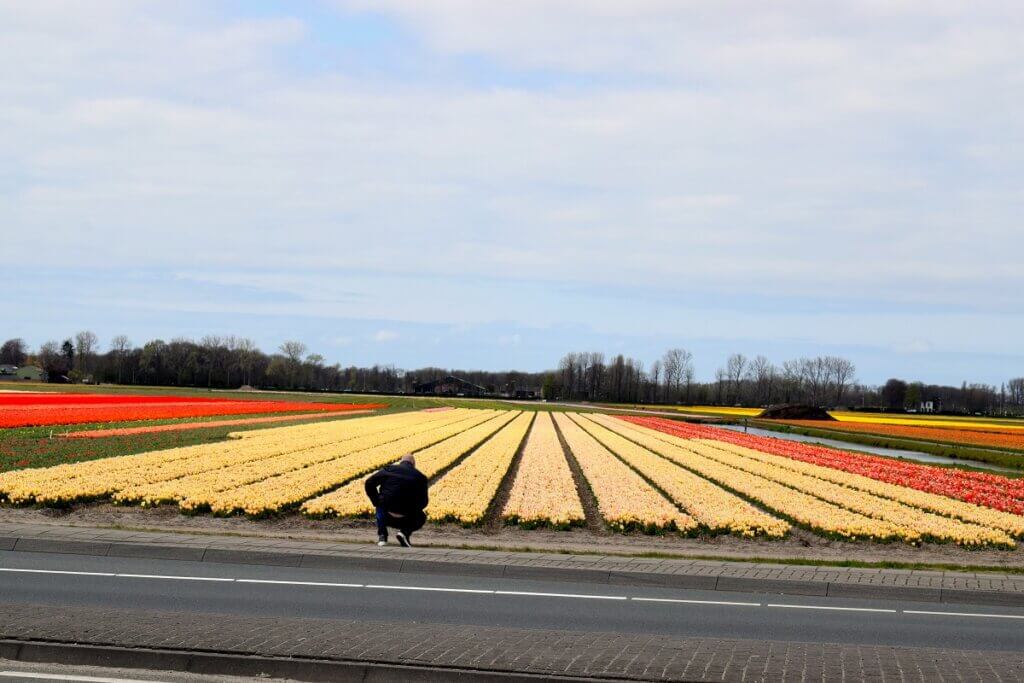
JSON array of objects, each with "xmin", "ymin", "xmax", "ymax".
[
  {"xmin": 0, "ymin": 392, "xmax": 380, "ymax": 429},
  {"xmin": 635, "ymin": 405, "xmax": 1024, "ymax": 454},
  {"xmin": 2, "ymin": 407, "xmax": 1024, "ymax": 548}
]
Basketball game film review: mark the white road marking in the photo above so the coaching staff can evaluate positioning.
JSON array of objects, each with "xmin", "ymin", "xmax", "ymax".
[
  {"xmin": 0, "ymin": 672, "xmax": 166, "ymax": 683},
  {"xmin": 494, "ymin": 590, "xmax": 627, "ymax": 600},
  {"xmin": 2, "ymin": 564, "xmax": 1023, "ymax": 622},
  {"xmin": 632, "ymin": 597, "xmax": 760, "ymax": 607},
  {"xmin": 0, "ymin": 568, "xmax": 115, "ymax": 577},
  {"xmin": 904, "ymin": 610, "xmax": 1024, "ymax": 620},
  {"xmin": 366, "ymin": 584, "xmax": 494, "ymax": 594},
  {"xmin": 767, "ymin": 604, "xmax": 897, "ymax": 613},
  {"xmin": 116, "ymin": 573, "xmax": 234, "ymax": 582},
  {"xmin": 237, "ymin": 578, "xmax": 363, "ymax": 588}
]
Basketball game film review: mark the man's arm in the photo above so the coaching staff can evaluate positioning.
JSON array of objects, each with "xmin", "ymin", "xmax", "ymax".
[{"xmin": 364, "ymin": 469, "xmax": 385, "ymax": 507}]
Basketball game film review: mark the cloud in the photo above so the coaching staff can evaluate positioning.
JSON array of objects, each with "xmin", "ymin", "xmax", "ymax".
[
  {"xmin": 3, "ymin": 2, "xmax": 1024, "ymax": 381},
  {"xmin": 893, "ymin": 339, "xmax": 934, "ymax": 355},
  {"xmin": 373, "ymin": 330, "xmax": 400, "ymax": 342}
]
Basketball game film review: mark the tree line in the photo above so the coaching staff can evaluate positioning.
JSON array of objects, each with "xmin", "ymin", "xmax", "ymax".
[
  {"xmin": 3, "ymin": 334, "xmax": 1023, "ymax": 415},
  {"xmin": 0, "ymin": 335, "xmax": 543, "ymax": 396},
  {"xmin": 549, "ymin": 350, "xmax": 855, "ymax": 406}
]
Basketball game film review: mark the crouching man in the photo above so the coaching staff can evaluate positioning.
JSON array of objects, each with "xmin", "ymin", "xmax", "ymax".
[{"xmin": 364, "ymin": 454, "xmax": 428, "ymax": 547}]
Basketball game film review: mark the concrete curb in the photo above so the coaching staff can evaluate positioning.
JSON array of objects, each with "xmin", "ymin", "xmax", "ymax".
[
  {"xmin": 4, "ymin": 534, "xmax": 1024, "ymax": 606},
  {"xmin": 0, "ymin": 639, "xmax": 617, "ymax": 682}
]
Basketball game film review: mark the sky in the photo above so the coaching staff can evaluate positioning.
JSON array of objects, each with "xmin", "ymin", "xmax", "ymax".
[{"xmin": 3, "ymin": 1, "xmax": 1023, "ymax": 385}]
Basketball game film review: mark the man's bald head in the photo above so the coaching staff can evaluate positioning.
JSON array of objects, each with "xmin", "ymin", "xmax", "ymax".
[{"xmin": 400, "ymin": 454, "xmax": 416, "ymax": 467}]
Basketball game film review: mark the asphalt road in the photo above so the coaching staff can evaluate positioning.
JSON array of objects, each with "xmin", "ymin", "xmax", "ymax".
[{"xmin": 2, "ymin": 550, "xmax": 1023, "ymax": 653}]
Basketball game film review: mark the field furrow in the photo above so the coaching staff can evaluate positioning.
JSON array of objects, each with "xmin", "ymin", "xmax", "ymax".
[
  {"xmin": 111, "ymin": 410, "xmax": 485, "ymax": 508},
  {"xmin": 571, "ymin": 414, "xmax": 787, "ymax": 537},
  {"xmin": 196, "ymin": 410, "xmax": 501, "ymax": 516},
  {"xmin": 501, "ymin": 412, "xmax": 584, "ymax": 529},
  {"xmin": 554, "ymin": 413, "xmax": 694, "ymax": 533},
  {"xmin": 302, "ymin": 410, "xmax": 521, "ymax": 518},
  {"xmin": 426, "ymin": 412, "xmax": 534, "ymax": 525},
  {"xmin": 589, "ymin": 415, "xmax": 903, "ymax": 542},
  {"xmin": 0, "ymin": 410, "xmax": 468, "ymax": 506},
  {"xmin": 693, "ymin": 439, "xmax": 1024, "ymax": 539},
  {"xmin": 623, "ymin": 416, "xmax": 1024, "ymax": 511}
]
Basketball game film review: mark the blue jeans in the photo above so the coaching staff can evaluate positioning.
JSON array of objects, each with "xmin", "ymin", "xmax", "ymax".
[{"xmin": 376, "ymin": 507, "xmax": 426, "ymax": 539}]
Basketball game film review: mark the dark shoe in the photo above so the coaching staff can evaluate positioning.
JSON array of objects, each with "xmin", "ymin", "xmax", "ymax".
[
  {"xmin": 395, "ymin": 531, "xmax": 411, "ymax": 547},
  {"xmin": 377, "ymin": 534, "xmax": 387, "ymax": 546}
]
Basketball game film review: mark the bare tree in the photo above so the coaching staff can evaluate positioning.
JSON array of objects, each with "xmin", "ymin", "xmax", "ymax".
[
  {"xmin": 38, "ymin": 340, "xmax": 65, "ymax": 377},
  {"xmin": 109, "ymin": 335, "xmax": 132, "ymax": 384},
  {"xmin": 714, "ymin": 368, "xmax": 727, "ymax": 404},
  {"xmin": 725, "ymin": 353, "xmax": 748, "ymax": 403},
  {"xmin": 648, "ymin": 360, "xmax": 662, "ymax": 403},
  {"xmin": 585, "ymin": 352, "xmax": 605, "ymax": 399},
  {"xmin": 797, "ymin": 356, "xmax": 830, "ymax": 405},
  {"xmin": 826, "ymin": 356, "xmax": 857, "ymax": 405},
  {"xmin": 662, "ymin": 348, "xmax": 693, "ymax": 403},
  {"xmin": 279, "ymin": 340, "xmax": 307, "ymax": 364},
  {"xmin": 74, "ymin": 330, "xmax": 99, "ymax": 375},
  {"xmin": 280, "ymin": 340, "xmax": 307, "ymax": 388},
  {"xmin": 1009, "ymin": 378, "xmax": 1024, "ymax": 412},
  {"xmin": 0, "ymin": 338, "xmax": 28, "ymax": 366},
  {"xmin": 200, "ymin": 335, "xmax": 224, "ymax": 388},
  {"xmin": 780, "ymin": 359, "xmax": 802, "ymax": 402},
  {"xmin": 746, "ymin": 355, "xmax": 776, "ymax": 406},
  {"xmin": 237, "ymin": 338, "xmax": 258, "ymax": 386}
]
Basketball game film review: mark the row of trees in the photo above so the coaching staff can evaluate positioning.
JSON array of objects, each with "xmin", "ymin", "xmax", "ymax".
[
  {"xmin": 548, "ymin": 349, "xmax": 1024, "ymax": 415},
  {"xmin": 879, "ymin": 378, "xmax": 1024, "ymax": 415},
  {"xmin": 1, "ymin": 334, "xmax": 544, "ymax": 396},
  {"xmin": 548, "ymin": 350, "xmax": 856, "ymax": 407},
  {"xmin": 4, "ymin": 334, "xmax": 1024, "ymax": 415}
]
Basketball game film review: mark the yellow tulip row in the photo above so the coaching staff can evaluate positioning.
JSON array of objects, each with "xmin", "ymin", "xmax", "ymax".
[
  {"xmin": 196, "ymin": 409, "xmax": 503, "ymax": 516},
  {"xmin": 223, "ymin": 409, "xmax": 432, "ymax": 440},
  {"xmin": 593, "ymin": 416, "xmax": 904, "ymax": 542},
  {"xmin": 605, "ymin": 418, "xmax": 1017, "ymax": 547},
  {"xmin": 575, "ymin": 414, "xmax": 789, "ymax": 537},
  {"xmin": 301, "ymin": 410, "xmax": 521, "ymax": 518},
  {"xmin": 0, "ymin": 409, "xmax": 473, "ymax": 506},
  {"xmin": 554, "ymin": 413, "xmax": 695, "ymax": 533},
  {"xmin": 608, "ymin": 418, "xmax": 1020, "ymax": 547},
  {"xmin": 501, "ymin": 412, "xmax": 585, "ymax": 529},
  {"xmin": 111, "ymin": 410, "xmax": 482, "ymax": 508},
  {"xmin": 426, "ymin": 412, "xmax": 535, "ymax": 525},
  {"xmin": 695, "ymin": 439, "xmax": 1024, "ymax": 540},
  {"xmin": 679, "ymin": 439, "xmax": 1013, "ymax": 547}
]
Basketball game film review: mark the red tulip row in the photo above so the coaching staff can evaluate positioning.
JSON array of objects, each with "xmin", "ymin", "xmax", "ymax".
[
  {"xmin": 0, "ymin": 393, "xmax": 384, "ymax": 428},
  {"xmin": 619, "ymin": 416, "xmax": 1024, "ymax": 516},
  {"xmin": 0, "ymin": 394, "xmax": 255, "ymax": 405}
]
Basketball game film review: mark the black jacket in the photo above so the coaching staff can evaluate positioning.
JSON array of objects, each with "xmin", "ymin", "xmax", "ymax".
[{"xmin": 365, "ymin": 461, "xmax": 428, "ymax": 514}]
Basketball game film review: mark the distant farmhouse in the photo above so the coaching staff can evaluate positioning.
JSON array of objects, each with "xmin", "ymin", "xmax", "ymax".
[
  {"xmin": 0, "ymin": 365, "xmax": 47, "ymax": 382},
  {"xmin": 413, "ymin": 375, "xmax": 487, "ymax": 398}
]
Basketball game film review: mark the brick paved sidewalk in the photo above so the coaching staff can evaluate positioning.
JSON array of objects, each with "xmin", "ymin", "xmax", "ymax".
[
  {"xmin": 2, "ymin": 521, "xmax": 1024, "ymax": 605},
  {"xmin": 1, "ymin": 602, "xmax": 1022, "ymax": 682}
]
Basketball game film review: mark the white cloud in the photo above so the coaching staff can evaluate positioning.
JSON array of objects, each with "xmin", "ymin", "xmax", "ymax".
[
  {"xmin": 892, "ymin": 340, "xmax": 934, "ymax": 355},
  {"xmin": 3, "ymin": 1, "xmax": 1024, "ymax": 375},
  {"xmin": 373, "ymin": 330, "xmax": 400, "ymax": 342}
]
